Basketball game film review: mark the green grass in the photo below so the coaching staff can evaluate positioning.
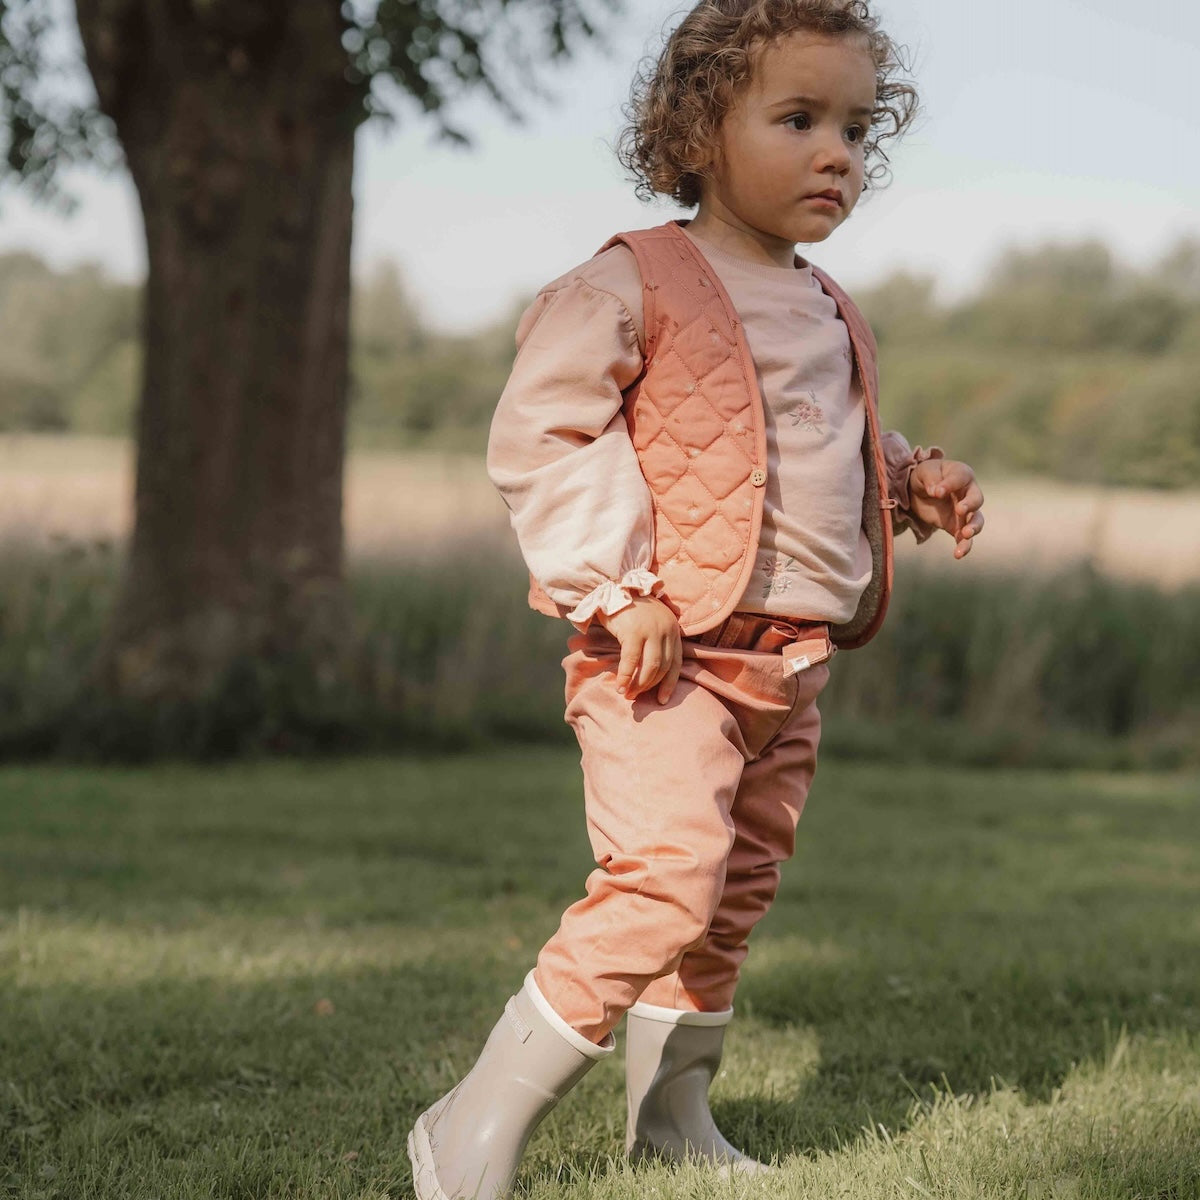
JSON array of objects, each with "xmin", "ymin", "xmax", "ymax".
[{"xmin": 2, "ymin": 751, "xmax": 1199, "ymax": 1198}]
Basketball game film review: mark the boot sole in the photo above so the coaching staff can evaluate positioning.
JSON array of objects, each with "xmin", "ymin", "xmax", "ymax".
[
  {"xmin": 407, "ymin": 1114, "xmax": 452, "ymax": 1200},
  {"xmin": 627, "ymin": 1142, "xmax": 781, "ymax": 1178}
]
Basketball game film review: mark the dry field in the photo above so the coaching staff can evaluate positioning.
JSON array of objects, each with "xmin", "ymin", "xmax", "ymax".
[{"xmin": 2, "ymin": 433, "xmax": 1199, "ymax": 588}]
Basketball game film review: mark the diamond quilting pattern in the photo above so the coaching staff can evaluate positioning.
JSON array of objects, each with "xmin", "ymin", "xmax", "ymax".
[
  {"xmin": 661, "ymin": 311, "xmax": 734, "ymax": 382},
  {"xmin": 672, "ymin": 491, "xmax": 719, "ymax": 533},
  {"xmin": 655, "ymin": 524, "xmax": 682, "ymax": 562},
  {"xmin": 697, "ymin": 371, "xmax": 760, "ymax": 431},
  {"xmin": 692, "ymin": 438, "xmax": 757, "ymax": 500},
  {"xmin": 642, "ymin": 431, "xmax": 691, "ymax": 489},
  {"xmin": 650, "ymin": 348, "xmax": 702, "ymax": 416},
  {"xmin": 626, "ymin": 399, "xmax": 661, "ymax": 451},
  {"xmin": 685, "ymin": 514, "xmax": 743, "ymax": 572},
  {"xmin": 664, "ymin": 392, "xmax": 726, "ymax": 449},
  {"xmin": 668, "ymin": 559, "xmax": 708, "ymax": 612},
  {"xmin": 617, "ymin": 231, "xmax": 764, "ymax": 628}
]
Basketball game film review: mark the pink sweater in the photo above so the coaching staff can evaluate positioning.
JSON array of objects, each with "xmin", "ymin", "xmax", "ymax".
[{"xmin": 486, "ymin": 228, "xmax": 944, "ymax": 631}]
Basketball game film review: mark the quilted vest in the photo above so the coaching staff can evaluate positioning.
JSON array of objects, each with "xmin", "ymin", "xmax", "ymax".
[{"xmin": 526, "ymin": 217, "xmax": 898, "ymax": 650}]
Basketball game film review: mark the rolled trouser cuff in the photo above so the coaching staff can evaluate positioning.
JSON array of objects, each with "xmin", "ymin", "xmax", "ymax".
[{"xmin": 524, "ymin": 970, "xmax": 617, "ymax": 1057}]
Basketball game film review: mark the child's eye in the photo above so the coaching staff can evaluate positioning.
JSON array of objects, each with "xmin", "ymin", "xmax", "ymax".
[{"xmin": 786, "ymin": 113, "xmax": 868, "ymax": 143}]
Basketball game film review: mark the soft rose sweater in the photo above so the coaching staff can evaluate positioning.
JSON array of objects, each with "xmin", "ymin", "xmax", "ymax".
[{"xmin": 486, "ymin": 228, "xmax": 944, "ymax": 631}]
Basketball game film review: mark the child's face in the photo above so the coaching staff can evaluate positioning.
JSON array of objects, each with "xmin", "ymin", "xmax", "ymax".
[{"xmin": 700, "ymin": 31, "xmax": 876, "ymax": 252}]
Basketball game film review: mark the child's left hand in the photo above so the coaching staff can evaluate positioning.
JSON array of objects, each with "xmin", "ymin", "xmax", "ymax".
[{"xmin": 907, "ymin": 459, "xmax": 985, "ymax": 559}]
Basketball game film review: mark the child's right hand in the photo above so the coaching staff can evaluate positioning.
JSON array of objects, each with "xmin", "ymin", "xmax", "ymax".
[{"xmin": 596, "ymin": 594, "xmax": 682, "ymax": 705}]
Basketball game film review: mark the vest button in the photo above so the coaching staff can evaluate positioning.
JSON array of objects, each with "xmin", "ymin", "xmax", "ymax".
[{"xmin": 750, "ymin": 468, "xmax": 767, "ymax": 486}]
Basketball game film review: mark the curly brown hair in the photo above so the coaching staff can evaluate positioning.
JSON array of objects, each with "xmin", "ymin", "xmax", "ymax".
[{"xmin": 614, "ymin": 0, "xmax": 919, "ymax": 209}]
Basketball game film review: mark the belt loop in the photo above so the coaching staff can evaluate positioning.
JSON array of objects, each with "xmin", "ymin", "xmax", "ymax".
[
  {"xmin": 696, "ymin": 613, "xmax": 729, "ymax": 648},
  {"xmin": 715, "ymin": 612, "xmax": 744, "ymax": 649}
]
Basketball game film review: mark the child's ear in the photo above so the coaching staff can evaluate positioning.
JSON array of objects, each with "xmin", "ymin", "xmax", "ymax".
[
  {"xmin": 704, "ymin": 127, "xmax": 727, "ymax": 174},
  {"xmin": 694, "ymin": 137, "xmax": 722, "ymax": 196}
]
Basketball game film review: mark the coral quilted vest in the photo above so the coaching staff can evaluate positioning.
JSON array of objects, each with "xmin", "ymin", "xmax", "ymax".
[{"xmin": 526, "ymin": 217, "xmax": 898, "ymax": 650}]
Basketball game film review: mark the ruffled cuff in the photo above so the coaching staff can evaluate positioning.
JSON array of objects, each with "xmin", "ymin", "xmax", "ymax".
[
  {"xmin": 566, "ymin": 568, "xmax": 666, "ymax": 632},
  {"xmin": 890, "ymin": 443, "xmax": 945, "ymax": 545}
]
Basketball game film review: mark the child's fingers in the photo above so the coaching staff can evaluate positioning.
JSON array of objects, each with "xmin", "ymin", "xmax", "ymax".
[
  {"xmin": 656, "ymin": 635, "xmax": 682, "ymax": 705},
  {"xmin": 917, "ymin": 459, "xmax": 952, "ymax": 496},
  {"xmin": 929, "ymin": 468, "xmax": 983, "ymax": 511},
  {"xmin": 949, "ymin": 486, "xmax": 985, "ymax": 523},
  {"xmin": 615, "ymin": 636, "xmax": 643, "ymax": 696},
  {"xmin": 954, "ymin": 508, "xmax": 984, "ymax": 541},
  {"xmin": 632, "ymin": 638, "xmax": 664, "ymax": 697},
  {"xmin": 617, "ymin": 635, "xmax": 658, "ymax": 700},
  {"xmin": 954, "ymin": 508, "xmax": 985, "ymax": 558},
  {"xmin": 617, "ymin": 632, "xmax": 678, "ymax": 702}
]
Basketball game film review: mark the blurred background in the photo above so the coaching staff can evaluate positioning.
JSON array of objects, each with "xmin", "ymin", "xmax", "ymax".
[
  {"xmin": 0, "ymin": 0, "xmax": 1197, "ymax": 766},
  {"xmin": 2, "ymin": 6, "xmax": 1199, "ymax": 1196}
]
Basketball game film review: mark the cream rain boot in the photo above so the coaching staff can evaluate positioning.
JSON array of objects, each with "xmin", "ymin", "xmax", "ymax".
[
  {"xmin": 408, "ymin": 970, "xmax": 615, "ymax": 1200},
  {"xmin": 625, "ymin": 1001, "xmax": 777, "ymax": 1175}
]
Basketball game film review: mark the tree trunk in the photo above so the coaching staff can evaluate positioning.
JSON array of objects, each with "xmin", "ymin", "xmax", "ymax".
[{"xmin": 74, "ymin": 1, "xmax": 361, "ymax": 725}]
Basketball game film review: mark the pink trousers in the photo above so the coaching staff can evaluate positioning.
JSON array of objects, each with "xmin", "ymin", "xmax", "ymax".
[{"xmin": 532, "ymin": 610, "xmax": 835, "ymax": 1044}]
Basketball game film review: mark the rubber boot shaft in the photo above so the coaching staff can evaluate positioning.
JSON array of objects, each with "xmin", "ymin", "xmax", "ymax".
[
  {"xmin": 409, "ymin": 973, "xmax": 614, "ymax": 1200},
  {"xmin": 624, "ymin": 1004, "xmax": 776, "ymax": 1175}
]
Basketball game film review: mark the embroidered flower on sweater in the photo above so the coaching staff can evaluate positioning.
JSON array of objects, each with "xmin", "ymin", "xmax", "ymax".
[
  {"xmin": 787, "ymin": 392, "xmax": 825, "ymax": 433},
  {"xmin": 760, "ymin": 554, "xmax": 800, "ymax": 599}
]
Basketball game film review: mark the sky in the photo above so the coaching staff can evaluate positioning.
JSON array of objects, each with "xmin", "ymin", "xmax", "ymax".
[{"xmin": 0, "ymin": 0, "xmax": 1197, "ymax": 335}]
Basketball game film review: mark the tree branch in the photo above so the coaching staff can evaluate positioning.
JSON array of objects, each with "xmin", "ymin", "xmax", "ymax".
[
  {"xmin": 0, "ymin": 0, "xmax": 123, "ymax": 208},
  {"xmin": 362, "ymin": 0, "xmax": 622, "ymax": 146}
]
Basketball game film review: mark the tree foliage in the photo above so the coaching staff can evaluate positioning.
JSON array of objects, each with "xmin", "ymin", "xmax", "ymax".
[
  {"xmin": 0, "ymin": 0, "xmax": 117, "ymax": 211},
  {"xmin": 0, "ymin": 0, "xmax": 620, "ymax": 209}
]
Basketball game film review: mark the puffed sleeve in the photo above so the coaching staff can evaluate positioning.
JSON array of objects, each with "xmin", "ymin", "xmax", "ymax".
[
  {"xmin": 486, "ymin": 274, "xmax": 665, "ymax": 631},
  {"xmin": 880, "ymin": 429, "xmax": 945, "ymax": 544}
]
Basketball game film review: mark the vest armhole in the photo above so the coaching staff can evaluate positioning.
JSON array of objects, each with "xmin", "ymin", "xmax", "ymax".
[{"xmin": 599, "ymin": 232, "xmax": 656, "ymax": 362}]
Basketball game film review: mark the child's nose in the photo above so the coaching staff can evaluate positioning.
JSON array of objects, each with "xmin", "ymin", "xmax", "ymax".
[
  {"xmin": 818, "ymin": 135, "xmax": 852, "ymax": 173},
  {"xmin": 812, "ymin": 128, "xmax": 852, "ymax": 173}
]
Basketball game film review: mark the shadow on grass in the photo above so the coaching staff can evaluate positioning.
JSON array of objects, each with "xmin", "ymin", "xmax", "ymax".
[
  {"xmin": 3, "ymin": 752, "xmax": 1198, "ymax": 1194},
  {"xmin": 3, "ymin": 912, "xmax": 1198, "ymax": 1195},
  {"xmin": 715, "ymin": 934, "xmax": 1200, "ymax": 1162}
]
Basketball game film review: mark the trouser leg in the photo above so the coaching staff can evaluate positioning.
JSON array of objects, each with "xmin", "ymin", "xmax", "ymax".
[
  {"xmin": 532, "ymin": 629, "xmax": 761, "ymax": 1045},
  {"xmin": 638, "ymin": 663, "xmax": 827, "ymax": 1012}
]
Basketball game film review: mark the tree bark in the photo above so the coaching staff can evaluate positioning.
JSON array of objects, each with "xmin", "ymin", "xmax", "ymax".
[{"xmin": 74, "ymin": 0, "xmax": 361, "ymax": 713}]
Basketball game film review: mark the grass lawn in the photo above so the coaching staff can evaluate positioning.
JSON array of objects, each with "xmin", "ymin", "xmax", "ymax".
[{"xmin": 1, "ymin": 749, "xmax": 1198, "ymax": 1198}]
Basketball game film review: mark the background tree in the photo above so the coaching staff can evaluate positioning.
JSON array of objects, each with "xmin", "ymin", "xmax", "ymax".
[{"xmin": 0, "ymin": 0, "xmax": 621, "ymax": 746}]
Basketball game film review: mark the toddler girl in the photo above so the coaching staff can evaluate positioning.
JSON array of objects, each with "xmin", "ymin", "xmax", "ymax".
[{"xmin": 409, "ymin": 2, "xmax": 985, "ymax": 1197}]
